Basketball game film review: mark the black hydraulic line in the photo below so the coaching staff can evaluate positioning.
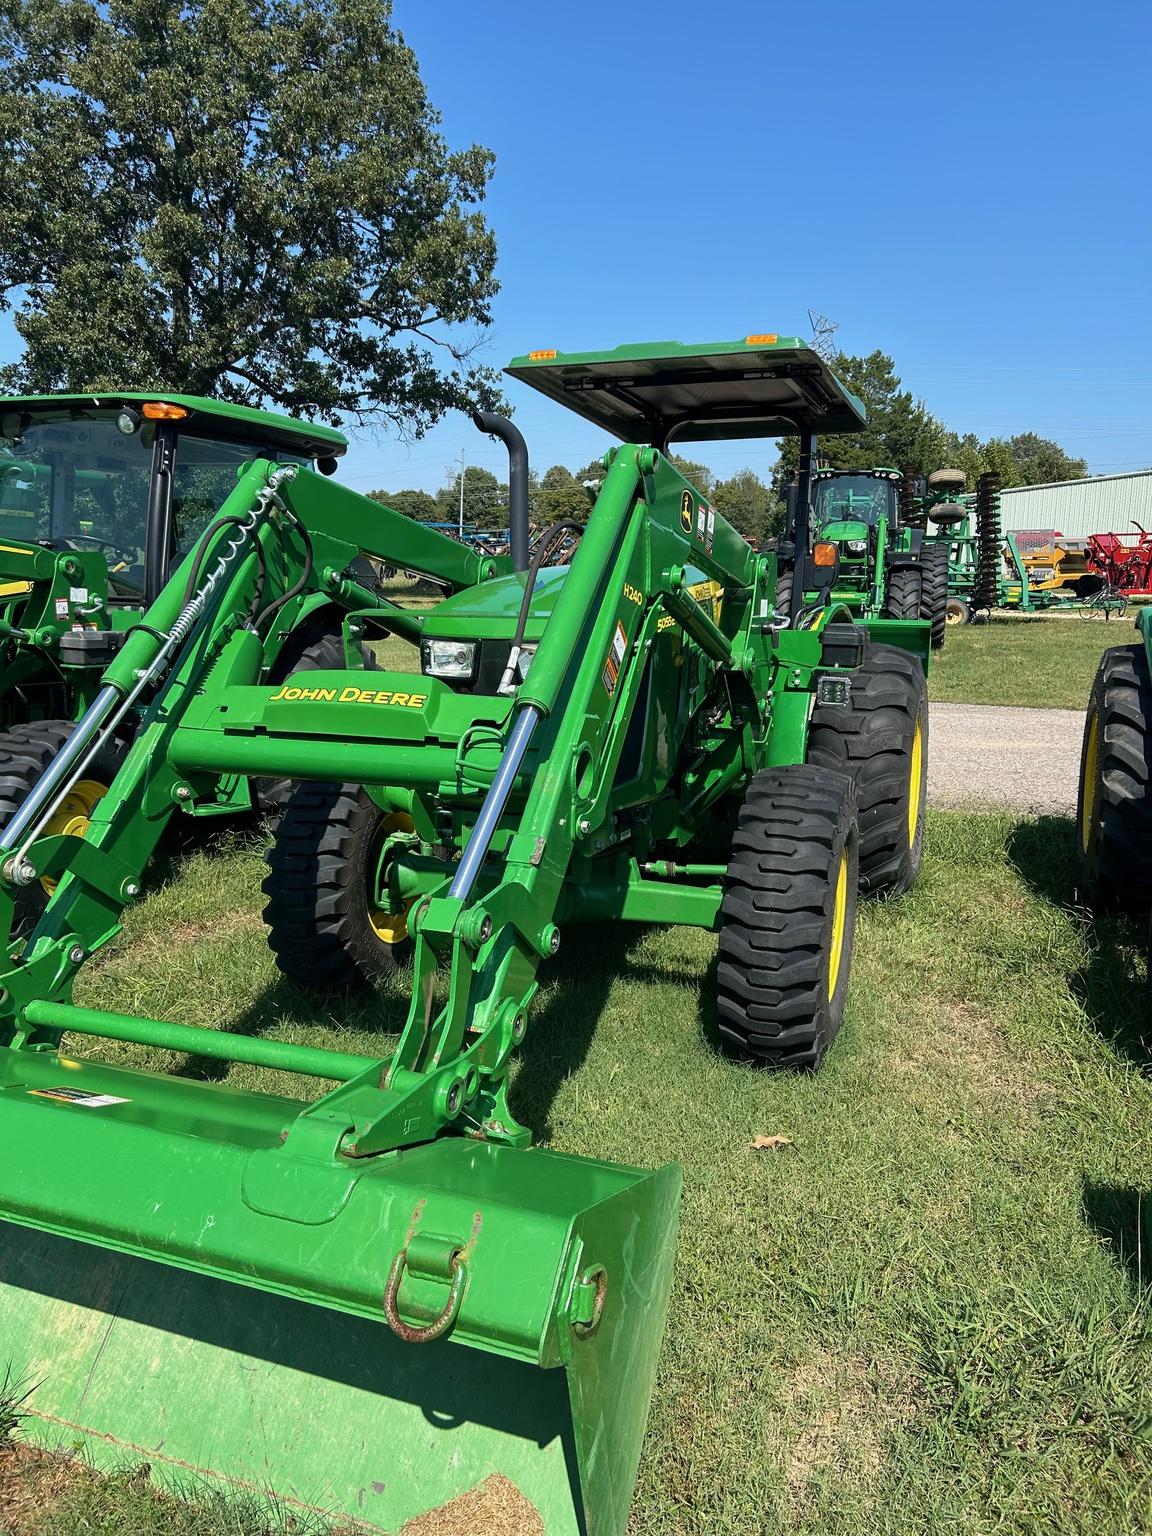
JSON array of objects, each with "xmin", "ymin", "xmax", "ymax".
[
  {"xmin": 472, "ymin": 410, "xmax": 530, "ymax": 572},
  {"xmin": 251, "ymin": 516, "xmax": 314, "ymax": 635},
  {"xmin": 498, "ymin": 520, "xmax": 584, "ymax": 694}
]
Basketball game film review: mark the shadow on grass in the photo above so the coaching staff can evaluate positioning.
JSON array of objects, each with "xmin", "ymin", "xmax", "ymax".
[
  {"xmin": 508, "ymin": 921, "xmax": 647, "ymax": 1142},
  {"xmin": 1007, "ymin": 814, "xmax": 1151, "ymax": 1065},
  {"xmin": 1006, "ymin": 814, "xmax": 1077, "ymax": 909},
  {"xmin": 1082, "ymin": 1182, "xmax": 1152, "ymax": 1293},
  {"xmin": 174, "ymin": 974, "xmax": 409, "ymax": 1082}
]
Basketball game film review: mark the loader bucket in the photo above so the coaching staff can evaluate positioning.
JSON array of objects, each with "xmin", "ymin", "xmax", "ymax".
[{"xmin": 0, "ymin": 1050, "xmax": 681, "ymax": 1535}]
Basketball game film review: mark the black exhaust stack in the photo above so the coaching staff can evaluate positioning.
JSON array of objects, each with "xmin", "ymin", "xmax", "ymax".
[{"xmin": 472, "ymin": 410, "xmax": 530, "ymax": 572}]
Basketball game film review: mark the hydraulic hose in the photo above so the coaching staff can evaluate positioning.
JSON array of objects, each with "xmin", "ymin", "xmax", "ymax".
[{"xmin": 497, "ymin": 520, "xmax": 584, "ymax": 695}]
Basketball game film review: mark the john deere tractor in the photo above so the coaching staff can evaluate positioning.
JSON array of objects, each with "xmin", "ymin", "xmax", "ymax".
[
  {"xmin": 808, "ymin": 466, "xmax": 950, "ymax": 647},
  {"xmin": 0, "ymin": 336, "xmax": 930, "ymax": 1534},
  {"xmin": 0, "ymin": 394, "xmax": 377, "ymax": 820}
]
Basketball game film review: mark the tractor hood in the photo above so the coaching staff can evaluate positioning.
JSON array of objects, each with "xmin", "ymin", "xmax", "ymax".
[
  {"xmin": 821, "ymin": 519, "xmax": 870, "ymax": 543},
  {"xmin": 422, "ymin": 565, "xmax": 570, "ymax": 641}
]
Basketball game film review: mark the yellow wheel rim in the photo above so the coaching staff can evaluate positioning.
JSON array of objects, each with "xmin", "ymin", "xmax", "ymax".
[
  {"xmin": 368, "ymin": 811, "xmax": 416, "ymax": 945},
  {"xmin": 945, "ymin": 605, "xmax": 964, "ymax": 626},
  {"xmin": 907, "ymin": 718, "xmax": 923, "ymax": 847},
  {"xmin": 1080, "ymin": 710, "xmax": 1099, "ymax": 854},
  {"xmin": 828, "ymin": 851, "xmax": 849, "ymax": 999},
  {"xmin": 40, "ymin": 778, "xmax": 107, "ymax": 895}
]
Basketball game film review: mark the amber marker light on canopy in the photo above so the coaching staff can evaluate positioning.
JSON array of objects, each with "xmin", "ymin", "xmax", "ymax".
[
  {"xmin": 812, "ymin": 541, "xmax": 837, "ymax": 566},
  {"xmin": 744, "ymin": 334, "xmax": 778, "ymax": 344},
  {"xmin": 528, "ymin": 349, "xmax": 557, "ymax": 360},
  {"xmin": 141, "ymin": 402, "xmax": 189, "ymax": 420}
]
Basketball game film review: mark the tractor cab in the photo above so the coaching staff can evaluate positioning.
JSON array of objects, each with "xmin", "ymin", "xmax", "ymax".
[{"xmin": 0, "ymin": 394, "xmax": 346, "ymax": 608}]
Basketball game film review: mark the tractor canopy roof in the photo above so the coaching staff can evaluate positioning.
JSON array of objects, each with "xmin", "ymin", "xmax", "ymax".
[
  {"xmin": 505, "ymin": 336, "xmax": 867, "ymax": 444},
  {"xmin": 0, "ymin": 392, "xmax": 347, "ymax": 461}
]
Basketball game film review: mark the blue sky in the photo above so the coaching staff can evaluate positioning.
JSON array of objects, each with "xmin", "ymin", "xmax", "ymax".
[{"xmin": 3, "ymin": 0, "xmax": 1148, "ymax": 497}]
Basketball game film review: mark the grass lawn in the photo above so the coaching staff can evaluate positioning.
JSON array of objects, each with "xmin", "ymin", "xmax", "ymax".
[
  {"xmin": 928, "ymin": 614, "xmax": 1143, "ymax": 711},
  {"xmin": 3, "ymin": 810, "xmax": 1152, "ymax": 1534}
]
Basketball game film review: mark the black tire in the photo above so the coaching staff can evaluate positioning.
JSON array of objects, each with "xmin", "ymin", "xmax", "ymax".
[
  {"xmin": 0, "ymin": 720, "xmax": 127, "ymax": 936},
  {"xmin": 945, "ymin": 597, "xmax": 970, "ymax": 627},
  {"xmin": 255, "ymin": 626, "xmax": 377, "ymax": 817},
  {"xmin": 807, "ymin": 642, "xmax": 927, "ymax": 895},
  {"xmin": 919, "ymin": 544, "xmax": 949, "ymax": 650},
  {"xmin": 716, "ymin": 763, "xmax": 858, "ymax": 1071},
  {"xmin": 263, "ymin": 782, "xmax": 415, "ymax": 990},
  {"xmin": 882, "ymin": 564, "xmax": 922, "ymax": 620},
  {"xmin": 1076, "ymin": 644, "xmax": 1152, "ymax": 916}
]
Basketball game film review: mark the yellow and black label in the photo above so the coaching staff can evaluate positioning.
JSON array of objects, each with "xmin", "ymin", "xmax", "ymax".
[
  {"xmin": 686, "ymin": 579, "xmax": 724, "ymax": 623},
  {"xmin": 680, "ymin": 490, "xmax": 693, "ymax": 534},
  {"xmin": 269, "ymin": 684, "xmax": 428, "ymax": 707}
]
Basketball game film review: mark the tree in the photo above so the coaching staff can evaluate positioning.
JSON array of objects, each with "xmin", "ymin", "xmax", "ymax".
[
  {"xmin": 367, "ymin": 488, "xmax": 438, "ymax": 520},
  {"xmin": 536, "ymin": 464, "xmax": 590, "ymax": 524},
  {"xmin": 1003, "ymin": 433, "xmax": 1087, "ymax": 486},
  {"xmin": 435, "ymin": 465, "xmax": 505, "ymax": 528},
  {"xmin": 712, "ymin": 469, "xmax": 780, "ymax": 545},
  {"xmin": 0, "ymin": 0, "xmax": 500, "ymax": 432}
]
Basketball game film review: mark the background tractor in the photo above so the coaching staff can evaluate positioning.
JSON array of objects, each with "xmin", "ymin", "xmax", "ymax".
[
  {"xmin": 806, "ymin": 465, "xmax": 950, "ymax": 647},
  {"xmin": 0, "ymin": 335, "xmax": 930, "ymax": 1534},
  {"xmin": 0, "ymin": 394, "xmax": 374, "ymax": 822}
]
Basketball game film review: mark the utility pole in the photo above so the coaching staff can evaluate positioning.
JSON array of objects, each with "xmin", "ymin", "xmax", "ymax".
[{"xmin": 457, "ymin": 448, "xmax": 466, "ymax": 539}]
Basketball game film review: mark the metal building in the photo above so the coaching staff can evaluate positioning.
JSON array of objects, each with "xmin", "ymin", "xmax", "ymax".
[{"xmin": 999, "ymin": 471, "xmax": 1152, "ymax": 539}]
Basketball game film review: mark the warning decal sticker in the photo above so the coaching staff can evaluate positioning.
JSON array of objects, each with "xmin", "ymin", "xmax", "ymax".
[
  {"xmin": 602, "ymin": 620, "xmax": 628, "ymax": 696},
  {"xmin": 28, "ymin": 1087, "xmax": 129, "ymax": 1107}
]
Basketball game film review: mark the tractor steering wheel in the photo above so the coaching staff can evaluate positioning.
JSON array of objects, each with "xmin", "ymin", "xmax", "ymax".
[{"xmin": 64, "ymin": 532, "xmax": 140, "ymax": 566}]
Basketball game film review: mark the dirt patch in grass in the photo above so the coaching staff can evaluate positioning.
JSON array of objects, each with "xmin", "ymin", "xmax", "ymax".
[
  {"xmin": 0, "ymin": 1444, "xmax": 91, "ymax": 1535},
  {"xmin": 893, "ymin": 999, "xmax": 1045, "ymax": 1113},
  {"xmin": 163, "ymin": 909, "xmax": 262, "ymax": 949},
  {"xmin": 781, "ymin": 1352, "xmax": 919, "ymax": 1512},
  {"xmin": 399, "ymin": 1473, "xmax": 544, "ymax": 1536}
]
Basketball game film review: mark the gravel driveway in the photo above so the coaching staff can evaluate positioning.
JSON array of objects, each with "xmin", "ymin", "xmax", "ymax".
[{"xmin": 927, "ymin": 702, "xmax": 1085, "ymax": 817}]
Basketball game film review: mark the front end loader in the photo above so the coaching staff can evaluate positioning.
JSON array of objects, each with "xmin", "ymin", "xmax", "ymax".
[{"xmin": 0, "ymin": 336, "xmax": 930, "ymax": 1533}]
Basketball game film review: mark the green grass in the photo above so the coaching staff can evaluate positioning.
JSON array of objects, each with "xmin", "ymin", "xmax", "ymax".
[
  {"xmin": 928, "ymin": 614, "xmax": 1140, "ymax": 710},
  {"xmin": 5, "ymin": 812, "xmax": 1152, "ymax": 1534}
]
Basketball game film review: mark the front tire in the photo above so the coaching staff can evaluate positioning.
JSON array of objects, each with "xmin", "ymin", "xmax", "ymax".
[
  {"xmin": 919, "ymin": 544, "xmax": 949, "ymax": 649},
  {"xmin": 263, "ymin": 782, "xmax": 415, "ymax": 990},
  {"xmin": 807, "ymin": 642, "xmax": 928, "ymax": 895},
  {"xmin": 0, "ymin": 720, "xmax": 128, "ymax": 936},
  {"xmin": 882, "ymin": 565, "xmax": 923, "ymax": 620},
  {"xmin": 716, "ymin": 764, "xmax": 859, "ymax": 1071},
  {"xmin": 1076, "ymin": 644, "xmax": 1152, "ymax": 916}
]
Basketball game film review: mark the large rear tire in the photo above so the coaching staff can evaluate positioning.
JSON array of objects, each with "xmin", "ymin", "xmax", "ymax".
[
  {"xmin": 716, "ymin": 763, "xmax": 858, "ymax": 1071},
  {"xmin": 919, "ymin": 544, "xmax": 949, "ymax": 650},
  {"xmin": 807, "ymin": 642, "xmax": 927, "ymax": 895},
  {"xmin": 1076, "ymin": 644, "xmax": 1152, "ymax": 916},
  {"xmin": 263, "ymin": 782, "xmax": 415, "ymax": 990},
  {"xmin": 882, "ymin": 565, "xmax": 922, "ymax": 620},
  {"xmin": 0, "ymin": 720, "xmax": 127, "ymax": 936}
]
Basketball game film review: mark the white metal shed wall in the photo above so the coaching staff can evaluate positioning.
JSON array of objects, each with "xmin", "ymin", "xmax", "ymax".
[{"xmin": 998, "ymin": 472, "xmax": 1152, "ymax": 538}]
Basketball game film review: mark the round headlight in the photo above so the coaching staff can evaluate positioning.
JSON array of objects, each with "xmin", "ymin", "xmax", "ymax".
[{"xmin": 116, "ymin": 407, "xmax": 142, "ymax": 437}]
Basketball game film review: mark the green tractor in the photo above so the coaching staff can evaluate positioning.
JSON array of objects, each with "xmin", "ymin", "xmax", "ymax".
[
  {"xmin": 0, "ymin": 394, "xmax": 364, "ymax": 817},
  {"xmin": 0, "ymin": 336, "xmax": 930, "ymax": 1534},
  {"xmin": 807, "ymin": 465, "xmax": 950, "ymax": 648}
]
